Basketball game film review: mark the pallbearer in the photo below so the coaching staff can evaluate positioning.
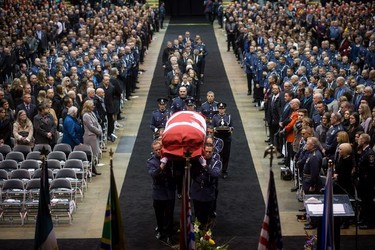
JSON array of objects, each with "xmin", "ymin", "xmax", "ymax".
[
  {"xmin": 212, "ymin": 102, "xmax": 234, "ymax": 179},
  {"xmin": 150, "ymin": 98, "xmax": 169, "ymax": 140}
]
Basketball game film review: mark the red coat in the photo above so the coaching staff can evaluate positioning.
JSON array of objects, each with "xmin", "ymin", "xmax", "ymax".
[{"xmin": 284, "ymin": 111, "xmax": 298, "ymax": 143}]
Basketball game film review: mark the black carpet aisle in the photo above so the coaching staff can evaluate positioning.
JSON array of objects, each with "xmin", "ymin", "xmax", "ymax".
[{"xmin": 121, "ymin": 16, "xmax": 265, "ymax": 249}]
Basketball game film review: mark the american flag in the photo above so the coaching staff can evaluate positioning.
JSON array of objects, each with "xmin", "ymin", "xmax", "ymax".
[
  {"xmin": 258, "ymin": 169, "xmax": 283, "ymax": 250},
  {"xmin": 321, "ymin": 165, "xmax": 335, "ymax": 250}
]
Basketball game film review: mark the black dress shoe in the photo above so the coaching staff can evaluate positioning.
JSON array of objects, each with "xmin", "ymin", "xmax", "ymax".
[
  {"xmin": 252, "ymin": 100, "xmax": 257, "ymax": 103},
  {"xmin": 299, "ymin": 207, "xmax": 306, "ymax": 212},
  {"xmin": 278, "ymin": 161, "xmax": 286, "ymax": 165},
  {"xmin": 264, "ymin": 139, "xmax": 270, "ymax": 143},
  {"xmin": 94, "ymin": 172, "xmax": 102, "ymax": 175},
  {"xmin": 277, "ymin": 154, "xmax": 284, "ymax": 159},
  {"xmin": 291, "ymin": 187, "xmax": 298, "ymax": 192}
]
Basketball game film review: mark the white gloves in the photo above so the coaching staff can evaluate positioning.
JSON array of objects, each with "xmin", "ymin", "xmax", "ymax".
[
  {"xmin": 199, "ymin": 156, "xmax": 206, "ymax": 167},
  {"xmin": 160, "ymin": 157, "xmax": 168, "ymax": 164},
  {"xmin": 154, "ymin": 128, "xmax": 158, "ymax": 132}
]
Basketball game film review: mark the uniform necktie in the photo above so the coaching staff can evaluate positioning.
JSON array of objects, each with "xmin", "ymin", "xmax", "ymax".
[{"xmin": 26, "ymin": 105, "xmax": 29, "ymax": 111}]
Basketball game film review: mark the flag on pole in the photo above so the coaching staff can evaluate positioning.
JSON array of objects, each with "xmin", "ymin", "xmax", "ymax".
[
  {"xmin": 258, "ymin": 168, "xmax": 283, "ymax": 250},
  {"xmin": 100, "ymin": 166, "xmax": 126, "ymax": 250},
  {"xmin": 179, "ymin": 158, "xmax": 195, "ymax": 250},
  {"xmin": 34, "ymin": 155, "xmax": 58, "ymax": 250},
  {"xmin": 320, "ymin": 165, "xmax": 335, "ymax": 250}
]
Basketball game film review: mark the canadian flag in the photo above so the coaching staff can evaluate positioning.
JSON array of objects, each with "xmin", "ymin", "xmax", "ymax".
[{"xmin": 162, "ymin": 111, "xmax": 206, "ymax": 159}]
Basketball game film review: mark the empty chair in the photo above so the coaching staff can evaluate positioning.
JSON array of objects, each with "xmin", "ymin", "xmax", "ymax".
[
  {"xmin": 50, "ymin": 178, "xmax": 76, "ymax": 223},
  {"xmin": 53, "ymin": 143, "xmax": 72, "ymax": 159},
  {"xmin": 26, "ymin": 151, "xmax": 41, "ymax": 161},
  {"xmin": 13, "ymin": 145, "xmax": 32, "ymax": 159},
  {"xmin": 0, "ymin": 144, "xmax": 11, "ymax": 158},
  {"xmin": 33, "ymin": 144, "xmax": 52, "ymax": 154},
  {"xmin": 0, "ymin": 159, "xmax": 18, "ymax": 174},
  {"xmin": 55, "ymin": 168, "xmax": 83, "ymax": 201},
  {"xmin": 46, "ymin": 159, "xmax": 62, "ymax": 175},
  {"xmin": 20, "ymin": 159, "xmax": 39, "ymax": 172},
  {"xmin": 32, "ymin": 168, "xmax": 54, "ymax": 181},
  {"xmin": 10, "ymin": 169, "xmax": 31, "ymax": 184},
  {"xmin": 47, "ymin": 151, "xmax": 66, "ymax": 163},
  {"xmin": 0, "ymin": 179, "xmax": 26, "ymax": 225},
  {"xmin": 68, "ymin": 151, "xmax": 92, "ymax": 179},
  {"xmin": 0, "ymin": 169, "xmax": 8, "ymax": 187},
  {"xmin": 5, "ymin": 151, "xmax": 25, "ymax": 164},
  {"xmin": 0, "ymin": 152, "xmax": 3, "ymax": 161},
  {"xmin": 24, "ymin": 179, "xmax": 41, "ymax": 222}
]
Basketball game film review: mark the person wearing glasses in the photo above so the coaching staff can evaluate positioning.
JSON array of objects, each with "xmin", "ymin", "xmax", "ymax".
[{"xmin": 212, "ymin": 102, "xmax": 233, "ymax": 179}]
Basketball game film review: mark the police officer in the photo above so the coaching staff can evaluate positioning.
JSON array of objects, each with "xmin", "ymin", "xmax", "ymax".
[
  {"xmin": 200, "ymin": 91, "xmax": 218, "ymax": 125},
  {"xmin": 191, "ymin": 144, "xmax": 222, "ymax": 230},
  {"xmin": 185, "ymin": 97, "xmax": 197, "ymax": 111},
  {"xmin": 147, "ymin": 141, "xmax": 175, "ymax": 243},
  {"xmin": 356, "ymin": 133, "xmax": 375, "ymax": 229},
  {"xmin": 212, "ymin": 102, "xmax": 233, "ymax": 179},
  {"xmin": 170, "ymin": 86, "xmax": 189, "ymax": 115},
  {"xmin": 150, "ymin": 98, "xmax": 169, "ymax": 140},
  {"xmin": 302, "ymin": 137, "xmax": 323, "ymax": 195}
]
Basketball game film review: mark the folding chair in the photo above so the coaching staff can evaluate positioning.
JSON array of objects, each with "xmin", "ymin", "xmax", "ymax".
[
  {"xmin": 0, "ymin": 159, "xmax": 18, "ymax": 176},
  {"xmin": 13, "ymin": 145, "xmax": 32, "ymax": 159},
  {"xmin": 47, "ymin": 151, "xmax": 67, "ymax": 167},
  {"xmin": 9, "ymin": 169, "xmax": 31, "ymax": 187},
  {"xmin": 5, "ymin": 151, "xmax": 24, "ymax": 165},
  {"xmin": 19, "ymin": 159, "xmax": 39, "ymax": 176},
  {"xmin": 64, "ymin": 159, "xmax": 87, "ymax": 195},
  {"xmin": 26, "ymin": 151, "xmax": 41, "ymax": 161},
  {"xmin": 55, "ymin": 168, "xmax": 83, "ymax": 201},
  {"xmin": 69, "ymin": 149, "xmax": 92, "ymax": 182},
  {"xmin": 0, "ymin": 152, "xmax": 3, "ymax": 161},
  {"xmin": 33, "ymin": 144, "xmax": 52, "ymax": 154},
  {"xmin": 53, "ymin": 143, "xmax": 72, "ymax": 159},
  {"xmin": 24, "ymin": 179, "xmax": 41, "ymax": 222},
  {"xmin": 0, "ymin": 179, "xmax": 26, "ymax": 225},
  {"xmin": 50, "ymin": 178, "xmax": 76, "ymax": 224},
  {"xmin": 0, "ymin": 169, "xmax": 8, "ymax": 188},
  {"xmin": 32, "ymin": 168, "xmax": 54, "ymax": 182},
  {"xmin": 0, "ymin": 144, "xmax": 11, "ymax": 158},
  {"xmin": 46, "ymin": 159, "xmax": 62, "ymax": 177}
]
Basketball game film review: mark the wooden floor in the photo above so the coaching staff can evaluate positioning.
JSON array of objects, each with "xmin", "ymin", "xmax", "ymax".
[{"xmin": 0, "ymin": 18, "xmax": 374, "ymax": 241}]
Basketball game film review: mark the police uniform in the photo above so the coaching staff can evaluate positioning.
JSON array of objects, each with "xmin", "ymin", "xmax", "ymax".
[
  {"xmin": 150, "ymin": 98, "xmax": 169, "ymax": 139},
  {"xmin": 212, "ymin": 102, "xmax": 233, "ymax": 178},
  {"xmin": 357, "ymin": 145, "xmax": 375, "ymax": 228},
  {"xmin": 170, "ymin": 96, "xmax": 188, "ymax": 115},
  {"xmin": 147, "ymin": 154, "xmax": 176, "ymax": 239},
  {"xmin": 190, "ymin": 156, "xmax": 221, "ymax": 229},
  {"xmin": 200, "ymin": 100, "xmax": 218, "ymax": 125},
  {"xmin": 302, "ymin": 149, "xmax": 323, "ymax": 194},
  {"xmin": 185, "ymin": 97, "xmax": 196, "ymax": 111}
]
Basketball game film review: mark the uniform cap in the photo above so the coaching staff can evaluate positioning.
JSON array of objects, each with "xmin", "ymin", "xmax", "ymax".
[
  {"xmin": 185, "ymin": 97, "xmax": 195, "ymax": 106},
  {"xmin": 218, "ymin": 102, "xmax": 227, "ymax": 109},
  {"xmin": 157, "ymin": 98, "xmax": 168, "ymax": 105}
]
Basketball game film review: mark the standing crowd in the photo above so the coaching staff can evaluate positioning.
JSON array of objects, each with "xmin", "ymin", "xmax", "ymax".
[
  {"xmin": 0, "ymin": 1, "xmax": 162, "ymax": 175},
  {"xmin": 218, "ymin": 0, "xmax": 375, "ymax": 230}
]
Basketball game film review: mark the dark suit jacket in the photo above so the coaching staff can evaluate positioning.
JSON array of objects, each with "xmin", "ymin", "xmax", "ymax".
[
  {"xmin": 16, "ymin": 103, "xmax": 37, "ymax": 120},
  {"xmin": 102, "ymin": 83, "xmax": 115, "ymax": 114},
  {"xmin": 33, "ymin": 113, "xmax": 57, "ymax": 145},
  {"xmin": 266, "ymin": 95, "xmax": 282, "ymax": 126}
]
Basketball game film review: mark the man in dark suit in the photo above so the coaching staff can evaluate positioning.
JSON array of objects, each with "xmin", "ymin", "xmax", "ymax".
[
  {"xmin": 16, "ymin": 94, "xmax": 37, "ymax": 120},
  {"xmin": 102, "ymin": 74, "xmax": 116, "ymax": 142},
  {"xmin": 266, "ymin": 85, "xmax": 282, "ymax": 147},
  {"xmin": 35, "ymin": 24, "xmax": 48, "ymax": 56}
]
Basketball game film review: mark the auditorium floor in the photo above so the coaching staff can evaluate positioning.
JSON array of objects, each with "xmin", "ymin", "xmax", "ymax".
[{"xmin": 0, "ymin": 19, "xmax": 374, "ymax": 241}]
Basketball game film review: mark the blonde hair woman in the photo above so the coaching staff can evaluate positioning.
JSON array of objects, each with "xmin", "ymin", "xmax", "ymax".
[
  {"xmin": 82, "ymin": 100, "xmax": 102, "ymax": 175},
  {"xmin": 13, "ymin": 110, "xmax": 34, "ymax": 146},
  {"xmin": 358, "ymin": 103, "xmax": 372, "ymax": 133}
]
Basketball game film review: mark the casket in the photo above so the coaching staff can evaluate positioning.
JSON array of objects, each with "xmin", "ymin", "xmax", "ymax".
[{"xmin": 162, "ymin": 111, "xmax": 206, "ymax": 158}]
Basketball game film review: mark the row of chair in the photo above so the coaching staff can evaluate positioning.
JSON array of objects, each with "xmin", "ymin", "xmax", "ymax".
[{"xmin": 1, "ymin": 178, "xmax": 77, "ymax": 225}]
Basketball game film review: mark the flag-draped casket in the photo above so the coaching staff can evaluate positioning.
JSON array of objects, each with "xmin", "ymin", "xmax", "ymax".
[{"xmin": 162, "ymin": 111, "xmax": 206, "ymax": 158}]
